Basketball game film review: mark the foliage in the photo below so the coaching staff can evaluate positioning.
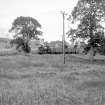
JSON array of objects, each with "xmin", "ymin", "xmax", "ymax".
[
  {"xmin": 38, "ymin": 44, "xmax": 52, "ymax": 54},
  {"xmin": 71, "ymin": 0, "xmax": 105, "ymax": 22},
  {"xmin": 68, "ymin": 0, "xmax": 105, "ymax": 55},
  {"xmin": 10, "ymin": 37, "xmax": 31, "ymax": 53},
  {"xmin": 9, "ymin": 16, "xmax": 42, "ymax": 53},
  {"xmin": 9, "ymin": 16, "xmax": 42, "ymax": 40},
  {"xmin": 38, "ymin": 45, "xmax": 79, "ymax": 54},
  {"xmin": 67, "ymin": 29, "xmax": 77, "ymax": 43}
]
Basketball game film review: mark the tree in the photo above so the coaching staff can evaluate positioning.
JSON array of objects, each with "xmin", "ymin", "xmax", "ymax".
[
  {"xmin": 10, "ymin": 37, "xmax": 31, "ymax": 53},
  {"xmin": 9, "ymin": 16, "xmax": 42, "ymax": 53},
  {"xmin": 67, "ymin": 28, "xmax": 77, "ymax": 45},
  {"xmin": 68, "ymin": 0, "xmax": 105, "ymax": 61}
]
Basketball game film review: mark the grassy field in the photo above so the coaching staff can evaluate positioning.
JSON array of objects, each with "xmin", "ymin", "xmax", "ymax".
[{"xmin": 0, "ymin": 54, "xmax": 105, "ymax": 105}]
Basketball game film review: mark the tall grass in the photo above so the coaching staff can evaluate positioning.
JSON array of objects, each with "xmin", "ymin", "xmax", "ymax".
[
  {"xmin": 0, "ymin": 81, "xmax": 81, "ymax": 105},
  {"xmin": 0, "ymin": 53, "xmax": 105, "ymax": 105}
]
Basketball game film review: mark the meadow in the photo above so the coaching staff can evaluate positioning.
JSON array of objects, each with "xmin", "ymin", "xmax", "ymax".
[{"xmin": 0, "ymin": 53, "xmax": 105, "ymax": 105}]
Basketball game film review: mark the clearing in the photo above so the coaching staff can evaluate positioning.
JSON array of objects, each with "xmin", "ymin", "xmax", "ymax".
[{"xmin": 0, "ymin": 54, "xmax": 105, "ymax": 105}]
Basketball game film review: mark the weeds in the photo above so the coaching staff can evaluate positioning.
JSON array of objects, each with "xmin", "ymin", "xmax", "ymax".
[{"xmin": 0, "ymin": 54, "xmax": 105, "ymax": 105}]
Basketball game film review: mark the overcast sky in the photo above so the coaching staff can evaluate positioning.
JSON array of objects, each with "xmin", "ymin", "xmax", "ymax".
[{"xmin": 0, "ymin": 0, "xmax": 78, "ymax": 41}]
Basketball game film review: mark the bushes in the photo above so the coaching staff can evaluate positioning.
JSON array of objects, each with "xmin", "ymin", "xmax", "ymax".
[
  {"xmin": 22, "ymin": 42, "xmax": 31, "ymax": 53},
  {"xmin": 38, "ymin": 46, "xmax": 79, "ymax": 54},
  {"xmin": 10, "ymin": 38, "xmax": 31, "ymax": 54}
]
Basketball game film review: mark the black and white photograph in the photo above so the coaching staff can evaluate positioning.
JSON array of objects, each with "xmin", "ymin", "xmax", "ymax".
[{"xmin": 0, "ymin": 0, "xmax": 105, "ymax": 105}]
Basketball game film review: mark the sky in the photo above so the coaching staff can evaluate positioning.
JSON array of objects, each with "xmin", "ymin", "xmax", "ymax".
[{"xmin": 0, "ymin": 0, "xmax": 78, "ymax": 42}]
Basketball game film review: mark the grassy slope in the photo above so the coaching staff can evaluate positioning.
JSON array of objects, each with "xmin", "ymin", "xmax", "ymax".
[{"xmin": 0, "ymin": 54, "xmax": 105, "ymax": 105}]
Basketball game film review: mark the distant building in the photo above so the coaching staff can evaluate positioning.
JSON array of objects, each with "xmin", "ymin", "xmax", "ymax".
[{"xmin": 0, "ymin": 38, "xmax": 11, "ymax": 49}]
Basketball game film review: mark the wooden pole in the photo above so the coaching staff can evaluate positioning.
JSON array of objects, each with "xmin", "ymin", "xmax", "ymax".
[{"xmin": 61, "ymin": 11, "xmax": 66, "ymax": 64}]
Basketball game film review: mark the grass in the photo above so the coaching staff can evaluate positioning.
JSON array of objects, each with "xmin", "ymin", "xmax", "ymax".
[{"xmin": 0, "ymin": 53, "xmax": 105, "ymax": 105}]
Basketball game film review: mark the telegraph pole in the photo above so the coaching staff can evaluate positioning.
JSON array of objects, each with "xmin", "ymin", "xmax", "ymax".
[{"xmin": 61, "ymin": 11, "xmax": 67, "ymax": 64}]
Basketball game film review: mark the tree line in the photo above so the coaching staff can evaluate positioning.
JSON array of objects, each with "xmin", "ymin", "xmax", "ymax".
[
  {"xmin": 67, "ymin": 0, "xmax": 105, "ymax": 61},
  {"xmin": 9, "ymin": 0, "xmax": 105, "ymax": 62}
]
